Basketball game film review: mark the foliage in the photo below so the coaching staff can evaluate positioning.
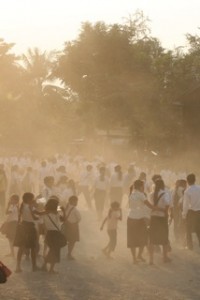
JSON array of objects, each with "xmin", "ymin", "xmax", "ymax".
[{"xmin": 1, "ymin": 13, "xmax": 200, "ymax": 154}]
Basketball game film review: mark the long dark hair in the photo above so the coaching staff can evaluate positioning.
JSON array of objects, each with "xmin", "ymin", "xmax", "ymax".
[
  {"xmin": 153, "ymin": 179, "xmax": 165, "ymax": 205},
  {"xmin": 129, "ymin": 180, "xmax": 144, "ymax": 196}
]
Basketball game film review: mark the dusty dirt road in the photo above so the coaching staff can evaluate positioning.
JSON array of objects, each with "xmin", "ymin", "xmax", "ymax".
[{"xmin": 1, "ymin": 208, "xmax": 200, "ymax": 300}]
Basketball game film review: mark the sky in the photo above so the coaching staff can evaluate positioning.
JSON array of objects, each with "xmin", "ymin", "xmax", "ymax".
[{"xmin": 0, "ymin": 0, "xmax": 200, "ymax": 54}]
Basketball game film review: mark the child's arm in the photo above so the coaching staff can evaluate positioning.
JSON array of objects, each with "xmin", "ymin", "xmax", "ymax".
[
  {"xmin": 118, "ymin": 208, "xmax": 122, "ymax": 221},
  {"xmin": 5, "ymin": 201, "xmax": 11, "ymax": 215},
  {"xmin": 100, "ymin": 217, "xmax": 108, "ymax": 231}
]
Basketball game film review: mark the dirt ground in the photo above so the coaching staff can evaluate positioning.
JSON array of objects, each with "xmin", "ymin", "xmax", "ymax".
[{"xmin": 1, "ymin": 205, "xmax": 200, "ymax": 300}]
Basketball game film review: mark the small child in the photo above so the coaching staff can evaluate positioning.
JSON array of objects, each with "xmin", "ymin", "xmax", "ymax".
[{"xmin": 100, "ymin": 201, "xmax": 122, "ymax": 258}]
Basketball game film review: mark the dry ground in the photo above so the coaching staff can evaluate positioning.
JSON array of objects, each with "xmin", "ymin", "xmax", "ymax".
[{"xmin": 1, "ymin": 205, "xmax": 200, "ymax": 300}]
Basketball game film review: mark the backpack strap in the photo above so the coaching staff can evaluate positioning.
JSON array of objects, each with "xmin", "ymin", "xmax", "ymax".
[{"xmin": 154, "ymin": 192, "xmax": 165, "ymax": 206}]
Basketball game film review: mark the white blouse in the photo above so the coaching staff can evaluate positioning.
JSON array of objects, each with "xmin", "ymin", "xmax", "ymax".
[
  {"xmin": 6, "ymin": 205, "xmax": 19, "ymax": 222},
  {"xmin": 65, "ymin": 205, "xmax": 81, "ymax": 224},
  {"xmin": 110, "ymin": 173, "xmax": 124, "ymax": 188},
  {"xmin": 21, "ymin": 204, "xmax": 35, "ymax": 223},
  {"xmin": 150, "ymin": 190, "xmax": 170, "ymax": 217},
  {"xmin": 43, "ymin": 213, "xmax": 61, "ymax": 231},
  {"xmin": 94, "ymin": 176, "xmax": 109, "ymax": 191},
  {"xmin": 128, "ymin": 191, "xmax": 147, "ymax": 219}
]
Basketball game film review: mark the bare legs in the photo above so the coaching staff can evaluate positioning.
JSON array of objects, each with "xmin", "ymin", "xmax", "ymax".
[
  {"xmin": 149, "ymin": 244, "xmax": 171, "ymax": 265},
  {"xmin": 15, "ymin": 247, "xmax": 37, "ymax": 272},
  {"xmin": 68, "ymin": 241, "xmax": 75, "ymax": 260},
  {"xmin": 130, "ymin": 247, "xmax": 145, "ymax": 264}
]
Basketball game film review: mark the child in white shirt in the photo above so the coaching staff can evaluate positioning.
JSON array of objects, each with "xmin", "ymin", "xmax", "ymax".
[{"xmin": 100, "ymin": 201, "xmax": 122, "ymax": 258}]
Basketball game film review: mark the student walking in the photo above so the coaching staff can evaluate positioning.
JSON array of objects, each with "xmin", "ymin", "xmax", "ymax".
[{"xmin": 100, "ymin": 201, "xmax": 122, "ymax": 258}]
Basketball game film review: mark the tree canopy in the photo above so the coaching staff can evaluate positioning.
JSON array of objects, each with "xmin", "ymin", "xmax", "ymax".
[{"xmin": 1, "ymin": 12, "xmax": 200, "ymax": 155}]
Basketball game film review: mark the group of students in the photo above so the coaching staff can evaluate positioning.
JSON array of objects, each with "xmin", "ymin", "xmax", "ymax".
[
  {"xmin": 0, "ymin": 154, "xmax": 200, "ymax": 273},
  {"xmin": 1, "ymin": 192, "xmax": 81, "ymax": 273}
]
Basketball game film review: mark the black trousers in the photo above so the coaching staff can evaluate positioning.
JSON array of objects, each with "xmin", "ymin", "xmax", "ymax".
[{"xmin": 186, "ymin": 210, "xmax": 200, "ymax": 249}]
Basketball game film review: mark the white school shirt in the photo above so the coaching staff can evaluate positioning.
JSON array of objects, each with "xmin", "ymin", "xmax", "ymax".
[
  {"xmin": 128, "ymin": 191, "xmax": 147, "ymax": 219},
  {"xmin": 39, "ymin": 166, "xmax": 49, "ymax": 182},
  {"xmin": 41, "ymin": 186, "xmax": 57, "ymax": 201},
  {"xmin": 59, "ymin": 187, "xmax": 75, "ymax": 206},
  {"xmin": 43, "ymin": 213, "xmax": 61, "ymax": 231},
  {"xmin": 149, "ymin": 190, "xmax": 170, "ymax": 217},
  {"xmin": 182, "ymin": 185, "xmax": 200, "ymax": 218},
  {"xmin": 110, "ymin": 173, "xmax": 124, "ymax": 188},
  {"xmin": 65, "ymin": 205, "xmax": 81, "ymax": 224},
  {"xmin": 107, "ymin": 210, "xmax": 121, "ymax": 230},
  {"xmin": 21, "ymin": 204, "xmax": 35, "ymax": 223},
  {"xmin": 79, "ymin": 171, "xmax": 94, "ymax": 187},
  {"xmin": 6, "ymin": 205, "xmax": 19, "ymax": 222},
  {"xmin": 94, "ymin": 176, "xmax": 109, "ymax": 191}
]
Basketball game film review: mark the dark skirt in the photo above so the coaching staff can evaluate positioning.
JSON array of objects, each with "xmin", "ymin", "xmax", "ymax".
[
  {"xmin": 1, "ymin": 221, "xmax": 18, "ymax": 241},
  {"xmin": 45, "ymin": 230, "xmax": 61, "ymax": 263},
  {"xmin": 149, "ymin": 216, "xmax": 168, "ymax": 245},
  {"xmin": 110, "ymin": 187, "xmax": 123, "ymax": 204},
  {"xmin": 127, "ymin": 218, "xmax": 148, "ymax": 248},
  {"xmin": 63, "ymin": 221, "xmax": 80, "ymax": 243},
  {"xmin": 14, "ymin": 221, "xmax": 38, "ymax": 249}
]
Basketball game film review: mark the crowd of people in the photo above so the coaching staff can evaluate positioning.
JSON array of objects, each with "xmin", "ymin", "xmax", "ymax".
[{"xmin": 0, "ymin": 153, "xmax": 199, "ymax": 273}]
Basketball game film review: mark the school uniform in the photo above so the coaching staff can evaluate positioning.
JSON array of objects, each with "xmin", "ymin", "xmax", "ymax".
[
  {"xmin": 78, "ymin": 170, "xmax": 94, "ymax": 209},
  {"xmin": 127, "ymin": 191, "xmax": 148, "ymax": 248},
  {"xmin": 64, "ymin": 205, "xmax": 81, "ymax": 243},
  {"xmin": 171, "ymin": 187, "xmax": 184, "ymax": 241},
  {"xmin": 41, "ymin": 186, "xmax": 57, "ymax": 201},
  {"xmin": 109, "ymin": 173, "xmax": 124, "ymax": 204},
  {"xmin": 149, "ymin": 191, "xmax": 170, "ymax": 246},
  {"xmin": 14, "ymin": 204, "xmax": 37, "ymax": 249},
  {"xmin": 44, "ymin": 213, "xmax": 62, "ymax": 263},
  {"xmin": 182, "ymin": 184, "xmax": 200, "ymax": 249},
  {"xmin": 93, "ymin": 176, "xmax": 109, "ymax": 218}
]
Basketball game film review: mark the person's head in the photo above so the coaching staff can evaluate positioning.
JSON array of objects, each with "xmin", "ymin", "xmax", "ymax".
[
  {"xmin": 115, "ymin": 165, "xmax": 122, "ymax": 180},
  {"xmin": 154, "ymin": 179, "xmax": 165, "ymax": 193},
  {"xmin": 111, "ymin": 201, "xmax": 120, "ymax": 210},
  {"xmin": 152, "ymin": 174, "xmax": 162, "ymax": 184},
  {"xmin": 133, "ymin": 179, "xmax": 144, "ymax": 192},
  {"xmin": 115, "ymin": 165, "xmax": 121, "ymax": 173},
  {"xmin": 57, "ymin": 166, "xmax": 66, "ymax": 173},
  {"xmin": 99, "ymin": 166, "xmax": 106, "ymax": 175},
  {"xmin": 139, "ymin": 172, "xmax": 146, "ymax": 181},
  {"xmin": 86, "ymin": 165, "xmax": 93, "ymax": 172},
  {"xmin": 44, "ymin": 176, "xmax": 54, "ymax": 188},
  {"xmin": 67, "ymin": 179, "xmax": 75, "ymax": 189},
  {"xmin": 69, "ymin": 195, "xmax": 78, "ymax": 206},
  {"xmin": 10, "ymin": 194, "xmax": 20, "ymax": 205},
  {"xmin": 45, "ymin": 198, "xmax": 59, "ymax": 213},
  {"xmin": 187, "ymin": 173, "xmax": 196, "ymax": 185},
  {"xmin": 22, "ymin": 192, "xmax": 34, "ymax": 204},
  {"xmin": 179, "ymin": 179, "xmax": 187, "ymax": 189}
]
